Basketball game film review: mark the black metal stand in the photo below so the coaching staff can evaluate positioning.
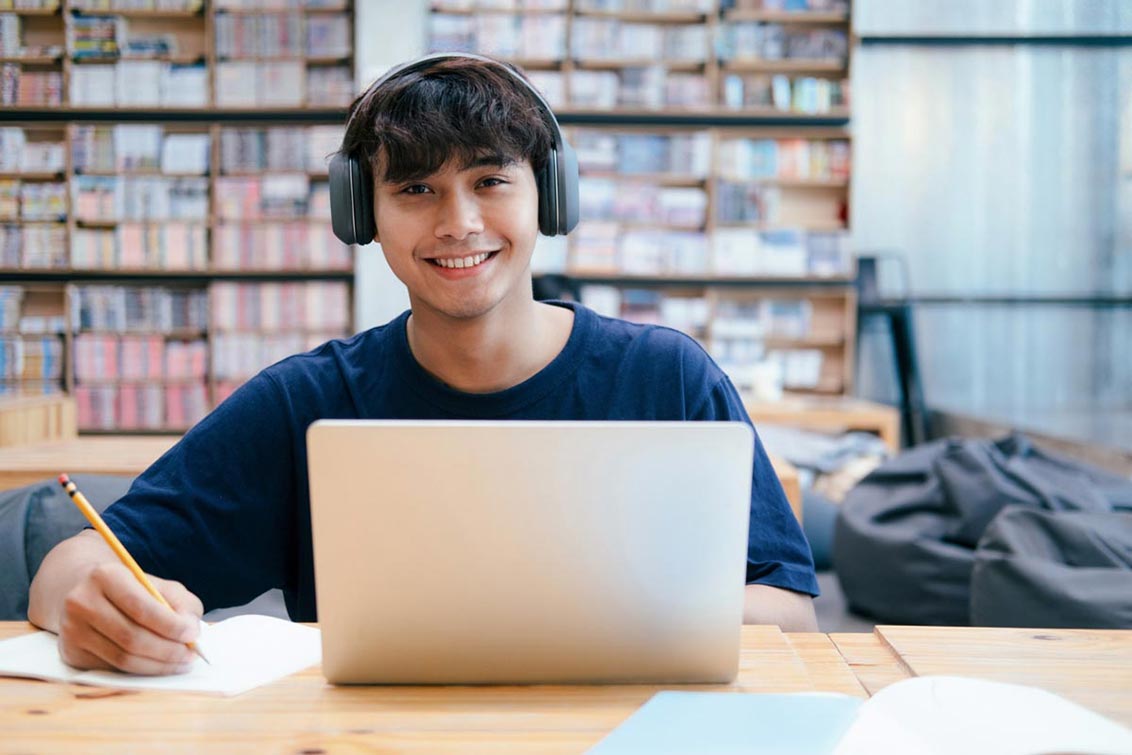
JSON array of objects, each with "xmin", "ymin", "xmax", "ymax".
[{"xmin": 857, "ymin": 256, "xmax": 931, "ymax": 447}]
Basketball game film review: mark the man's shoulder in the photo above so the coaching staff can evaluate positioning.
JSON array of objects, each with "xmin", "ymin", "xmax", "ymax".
[
  {"xmin": 274, "ymin": 316, "xmax": 402, "ymax": 369},
  {"xmin": 583, "ymin": 305, "xmax": 716, "ymax": 365},
  {"xmin": 258, "ymin": 314, "xmax": 406, "ymax": 396}
]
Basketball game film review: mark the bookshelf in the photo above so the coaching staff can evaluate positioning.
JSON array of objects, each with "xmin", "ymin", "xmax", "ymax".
[
  {"xmin": 1, "ymin": 0, "xmax": 355, "ymax": 433},
  {"xmin": 428, "ymin": 0, "xmax": 856, "ymax": 397}
]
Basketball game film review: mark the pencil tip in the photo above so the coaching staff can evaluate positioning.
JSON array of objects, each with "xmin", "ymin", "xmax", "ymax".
[{"xmin": 196, "ymin": 647, "xmax": 211, "ymax": 665}]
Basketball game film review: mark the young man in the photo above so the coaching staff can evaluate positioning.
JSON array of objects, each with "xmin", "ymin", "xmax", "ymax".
[{"xmin": 29, "ymin": 54, "xmax": 818, "ymax": 676}]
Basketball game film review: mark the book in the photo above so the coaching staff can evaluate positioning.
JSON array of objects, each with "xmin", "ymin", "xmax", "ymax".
[
  {"xmin": 0, "ymin": 615, "xmax": 321, "ymax": 697},
  {"xmin": 587, "ymin": 676, "xmax": 1132, "ymax": 755}
]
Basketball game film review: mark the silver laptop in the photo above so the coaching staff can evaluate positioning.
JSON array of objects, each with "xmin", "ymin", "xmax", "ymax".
[{"xmin": 306, "ymin": 420, "xmax": 753, "ymax": 685}]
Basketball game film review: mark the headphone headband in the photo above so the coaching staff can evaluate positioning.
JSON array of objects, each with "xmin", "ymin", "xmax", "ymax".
[
  {"xmin": 330, "ymin": 52, "xmax": 579, "ymax": 244},
  {"xmin": 343, "ymin": 52, "xmax": 566, "ymax": 153}
]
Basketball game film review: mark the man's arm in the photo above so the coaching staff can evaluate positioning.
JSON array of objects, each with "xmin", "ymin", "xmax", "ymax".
[
  {"xmin": 743, "ymin": 583, "xmax": 819, "ymax": 631},
  {"xmin": 28, "ymin": 529, "xmax": 203, "ymax": 675}
]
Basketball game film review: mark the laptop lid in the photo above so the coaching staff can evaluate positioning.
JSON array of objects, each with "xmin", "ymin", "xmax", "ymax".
[{"xmin": 307, "ymin": 420, "xmax": 753, "ymax": 685}]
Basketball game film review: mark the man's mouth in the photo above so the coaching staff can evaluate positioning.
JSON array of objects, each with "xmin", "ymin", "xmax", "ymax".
[{"xmin": 428, "ymin": 251, "xmax": 498, "ymax": 270}]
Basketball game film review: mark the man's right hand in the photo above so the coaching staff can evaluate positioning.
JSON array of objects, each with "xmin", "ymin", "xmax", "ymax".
[{"xmin": 28, "ymin": 531, "xmax": 204, "ymax": 675}]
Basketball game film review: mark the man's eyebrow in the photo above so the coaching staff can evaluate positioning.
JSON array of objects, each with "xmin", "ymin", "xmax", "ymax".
[
  {"xmin": 462, "ymin": 154, "xmax": 517, "ymax": 170},
  {"xmin": 377, "ymin": 155, "xmax": 518, "ymax": 185}
]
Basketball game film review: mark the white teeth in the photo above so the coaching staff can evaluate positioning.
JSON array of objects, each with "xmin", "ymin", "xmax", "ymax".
[{"xmin": 435, "ymin": 253, "xmax": 490, "ymax": 269}]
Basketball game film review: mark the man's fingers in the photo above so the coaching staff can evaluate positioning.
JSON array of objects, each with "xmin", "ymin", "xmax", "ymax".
[
  {"xmin": 62, "ymin": 587, "xmax": 196, "ymax": 669},
  {"xmin": 92, "ymin": 565, "xmax": 199, "ymax": 644},
  {"xmin": 62, "ymin": 618, "xmax": 195, "ymax": 676},
  {"xmin": 156, "ymin": 577, "xmax": 205, "ymax": 623}
]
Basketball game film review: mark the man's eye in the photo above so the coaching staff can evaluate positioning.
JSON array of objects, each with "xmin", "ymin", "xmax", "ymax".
[
  {"xmin": 401, "ymin": 184, "xmax": 429, "ymax": 195},
  {"xmin": 479, "ymin": 177, "xmax": 506, "ymax": 188}
]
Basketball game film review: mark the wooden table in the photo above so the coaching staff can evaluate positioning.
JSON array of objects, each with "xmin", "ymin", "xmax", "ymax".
[
  {"xmin": 745, "ymin": 395, "xmax": 902, "ymax": 452},
  {"xmin": 1, "ymin": 623, "xmax": 1129, "ymax": 753},
  {"xmin": 0, "ymin": 437, "xmax": 804, "ymax": 519},
  {"xmin": 0, "ymin": 435, "xmax": 179, "ymax": 491},
  {"xmin": 0, "ymin": 394, "xmax": 76, "ymax": 449}
]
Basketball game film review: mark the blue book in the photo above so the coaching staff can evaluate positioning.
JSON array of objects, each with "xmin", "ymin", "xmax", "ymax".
[
  {"xmin": 587, "ymin": 691, "xmax": 862, "ymax": 755},
  {"xmin": 587, "ymin": 678, "xmax": 1132, "ymax": 755}
]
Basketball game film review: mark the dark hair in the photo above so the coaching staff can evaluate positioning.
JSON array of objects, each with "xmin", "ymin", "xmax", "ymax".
[{"xmin": 340, "ymin": 56, "xmax": 556, "ymax": 185}]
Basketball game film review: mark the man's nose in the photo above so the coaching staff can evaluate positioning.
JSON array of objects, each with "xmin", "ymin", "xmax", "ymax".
[{"xmin": 434, "ymin": 190, "xmax": 484, "ymax": 240}]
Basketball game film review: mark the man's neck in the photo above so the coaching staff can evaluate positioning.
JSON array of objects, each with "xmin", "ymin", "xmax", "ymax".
[{"xmin": 406, "ymin": 298, "xmax": 574, "ymax": 394}]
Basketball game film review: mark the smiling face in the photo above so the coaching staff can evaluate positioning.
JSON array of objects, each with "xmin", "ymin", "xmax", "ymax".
[
  {"xmin": 338, "ymin": 58, "xmax": 558, "ymax": 323},
  {"xmin": 374, "ymin": 153, "xmax": 541, "ymax": 321}
]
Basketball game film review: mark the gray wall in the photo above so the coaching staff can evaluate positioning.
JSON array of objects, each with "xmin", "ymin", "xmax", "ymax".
[{"xmin": 851, "ymin": 0, "xmax": 1132, "ymax": 417}]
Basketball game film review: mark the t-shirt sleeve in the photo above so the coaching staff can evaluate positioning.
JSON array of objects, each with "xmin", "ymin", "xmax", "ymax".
[
  {"xmin": 99, "ymin": 371, "xmax": 299, "ymax": 612},
  {"xmin": 692, "ymin": 375, "xmax": 820, "ymax": 596}
]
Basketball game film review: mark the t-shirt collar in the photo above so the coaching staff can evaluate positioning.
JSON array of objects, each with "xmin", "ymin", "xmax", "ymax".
[{"xmin": 392, "ymin": 300, "xmax": 592, "ymax": 417}]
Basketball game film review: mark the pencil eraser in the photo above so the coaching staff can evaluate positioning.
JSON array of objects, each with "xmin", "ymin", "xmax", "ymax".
[{"xmin": 58, "ymin": 474, "xmax": 69, "ymax": 485}]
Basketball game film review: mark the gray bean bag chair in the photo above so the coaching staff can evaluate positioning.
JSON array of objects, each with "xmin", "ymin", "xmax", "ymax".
[
  {"xmin": 0, "ymin": 474, "xmax": 134, "ymax": 621},
  {"xmin": 971, "ymin": 508, "xmax": 1132, "ymax": 629},
  {"xmin": 832, "ymin": 434, "xmax": 1132, "ymax": 625}
]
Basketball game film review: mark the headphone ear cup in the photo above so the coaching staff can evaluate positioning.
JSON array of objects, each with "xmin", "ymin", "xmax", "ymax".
[
  {"xmin": 557, "ymin": 138, "xmax": 579, "ymax": 235},
  {"xmin": 353, "ymin": 159, "xmax": 375, "ymax": 244},
  {"xmin": 536, "ymin": 157, "xmax": 554, "ymax": 237},
  {"xmin": 329, "ymin": 152, "xmax": 376, "ymax": 246},
  {"xmin": 350, "ymin": 157, "xmax": 376, "ymax": 245}
]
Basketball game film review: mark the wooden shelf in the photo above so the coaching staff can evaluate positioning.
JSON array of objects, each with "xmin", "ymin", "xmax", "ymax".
[
  {"xmin": 214, "ymin": 216, "xmax": 323, "ymax": 224},
  {"xmin": 718, "ymin": 177, "xmax": 850, "ymax": 189},
  {"xmin": 2, "ymin": 2, "xmax": 360, "ymax": 431},
  {"xmin": 76, "ymin": 218, "xmax": 209, "ymax": 227},
  {"xmin": 74, "ymin": 377, "xmax": 207, "ymax": 386},
  {"xmin": 723, "ymin": 10, "xmax": 850, "ymax": 24},
  {"xmin": 0, "ymin": 268, "xmax": 352, "ymax": 281},
  {"xmin": 0, "ymin": 55, "xmax": 62, "ymax": 64},
  {"xmin": 79, "ymin": 427, "xmax": 192, "ymax": 436},
  {"xmin": 71, "ymin": 54, "xmax": 207, "ymax": 65},
  {"xmin": 69, "ymin": 8, "xmax": 204, "ymax": 18},
  {"xmin": 211, "ymin": 327, "xmax": 346, "ymax": 337},
  {"xmin": 216, "ymin": 5, "xmax": 349, "ymax": 14},
  {"xmin": 75, "ymin": 169, "xmax": 207, "ymax": 177},
  {"xmin": 789, "ymin": 380, "xmax": 845, "ymax": 394},
  {"xmin": 581, "ymin": 171, "xmax": 707, "ymax": 187},
  {"xmin": 712, "ymin": 106, "xmax": 851, "ymax": 119},
  {"xmin": 497, "ymin": 57, "xmax": 564, "ymax": 70},
  {"xmin": 0, "ymin": 171, "xmax": 64, "ymax": 179},
  {"xmin": 0, "ymin": 6, "xmax": 60, "ymax": 16},
  {"xmin": 714, "ymin": 220, "xmax": 849, "ymax": 232},
  {"xmin": 79, "ymin": 328, "xmax": 206, "ymax": 339},
  {"xmin": 573, "ymin": 9, "xmax": 708, "ymax": 23},
  {"xmin": 559, "ymin": 271, "xmax": 855, "ymax": 286},
  {"xmin": 303, "ymin": 5, "xmax": 351, "ymax": 14},
  {"xmin": 219, "ymin": 169, "xmax": 327, "ymax": 177},
  {"xmin": 429, "ymin": 5, "xmax": 564, "ymax": 16},
  {"xmin": 217, "ymin": 55, "xmax": 350, "ymax": 64},
  {"xmin": 597, "ymin": 220, "xmax": 706, "ymax": 231},
  {"xmin": 723, "ymin": 59, "xmax": 848, "ymax": 74},
  {"xmin": 763, "ymin": 335, "xmax": 847, "ymax": 348},
  {"xmin": 574, "ymin": 58, "xmax": 706, "ymax": 72}
]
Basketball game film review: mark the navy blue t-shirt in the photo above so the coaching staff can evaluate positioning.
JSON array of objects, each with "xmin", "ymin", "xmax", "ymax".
[{"xmin": 101, "ymin": 302, "xmax": 818, "ymax": 620}]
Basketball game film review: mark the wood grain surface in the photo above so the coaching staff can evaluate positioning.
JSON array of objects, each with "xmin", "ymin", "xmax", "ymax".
[
  {"xmin": 0, "ymin": 623, "xmax": 862, "ymax": 754},
  {"xmin": 876, "ymin": 625, "xmax": 1132, "ymax": 727}
]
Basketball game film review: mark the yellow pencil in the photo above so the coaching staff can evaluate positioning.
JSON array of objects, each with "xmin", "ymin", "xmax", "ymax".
[{"xmin": 58, "ymin": 474, "xmax": 210, "ymax": 665}]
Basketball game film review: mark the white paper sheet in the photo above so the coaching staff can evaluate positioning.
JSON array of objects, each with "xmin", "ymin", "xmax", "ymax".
[
  {"xmin": 834, "ymin": 676, "xmax": 1132, "ymax": 755},
  {"xmin": 0, "ymin": 614, "xmax": 321, "ymax": 696}
]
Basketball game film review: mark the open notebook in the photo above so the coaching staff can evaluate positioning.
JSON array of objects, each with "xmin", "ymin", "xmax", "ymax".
[
  {"xmin": 0, "ymin": 615, "xmax": 320, "ymax": 696},
  {"xmin": 588, "ymin": 676, "xmax": 1132, "ymax": 755}
]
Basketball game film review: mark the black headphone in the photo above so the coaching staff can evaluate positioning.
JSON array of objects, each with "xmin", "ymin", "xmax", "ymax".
[{"xmin": 329, "ymin": 52, "xmax": 579, "ymax": 246}]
